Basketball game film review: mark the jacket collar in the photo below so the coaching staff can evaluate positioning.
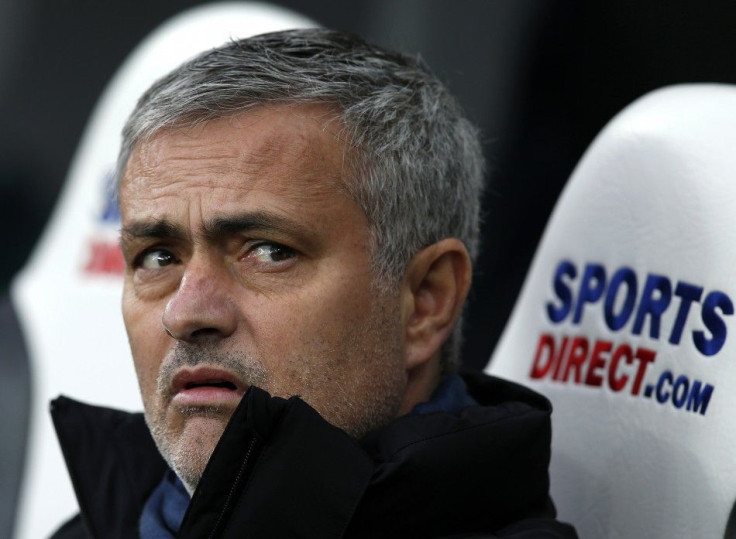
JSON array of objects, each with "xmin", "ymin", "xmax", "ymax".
[
  {"xmin": 53, "ymin": 373, "xmax": 556, "ymax": 538},
  {"xmin": 349, "ymin": 372, "xmax": 555, "ymax": 537},
  {"xmin": 51, "ymin": 396, "xmax": 167, "ymax": 538}
]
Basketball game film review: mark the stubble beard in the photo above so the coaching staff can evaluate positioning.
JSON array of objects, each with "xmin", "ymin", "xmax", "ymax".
[
  {"xmin": 144, "ymin": 346, "xmax": 268, "ymax": 494},
  {"xmin": 143, "ymin": 296, "xmax": 407, "ymax": 494}
]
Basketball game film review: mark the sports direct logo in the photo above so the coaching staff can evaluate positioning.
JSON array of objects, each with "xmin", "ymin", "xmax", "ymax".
[
  {"xmin": 529, "ymin": 260, "xmax": 733, "ymax": 416},
  {"xmin": 83, "ymin": 169, "xmax": 124, "ymax": 276}
]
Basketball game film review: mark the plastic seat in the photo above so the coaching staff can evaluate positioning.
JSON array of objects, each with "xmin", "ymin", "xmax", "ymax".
[
  {"xmin": 488, "ymin": 84, "xmax": 736, "ymax": 538},
  {"xmin": 10, "ymin": 4, "xmax": 315, "ymax": 537}
]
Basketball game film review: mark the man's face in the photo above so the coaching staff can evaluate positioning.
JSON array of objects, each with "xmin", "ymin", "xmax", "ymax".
[{"xmin": 119, "ymin": 104, "xmax": 408, "ymax": 491}]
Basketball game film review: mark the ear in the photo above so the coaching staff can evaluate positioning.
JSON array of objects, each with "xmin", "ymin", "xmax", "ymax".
[{"xmin": 400, "ymin": 238, "xmax": 472, "ymax": 372}]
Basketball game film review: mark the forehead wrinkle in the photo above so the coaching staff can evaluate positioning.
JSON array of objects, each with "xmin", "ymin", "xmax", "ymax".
[
  {"xmin": 135, "ymin": 134, "xmax": 342, "ymax": 201},
  {"xmin": 234, "ymin": 106, "xmax": 349, "ymax": 187},
  {"xmin": 121, "ymin": 104, "xmax": 360, "ymax": 232},
  {"xmin": 134, "ymin": 128, "xmax": 241, "ymax": 171},
  {"xmin": 242, "ymin": 130, "xmax": 336, "ymax": 181},
  {"xmin": 201, "ymin": 211, "xmax": 305, "ymax": 244},
  {"xmin": 128, "ymin": 127, "xmax": 247, "ymax": 193},
  {"xmin": 119, "ymin": 217, "xmax": 189, "ymax": 245}
]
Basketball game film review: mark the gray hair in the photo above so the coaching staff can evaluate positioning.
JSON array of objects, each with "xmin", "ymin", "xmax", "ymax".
[{"xmin": 117, "ymin": 28, "xmax": 486, "ymax": 372}]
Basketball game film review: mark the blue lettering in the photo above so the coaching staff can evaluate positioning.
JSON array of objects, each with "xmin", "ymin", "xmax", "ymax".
[
  {"xmin": 100, "ymin": 170, "xmax": 121, "ymax": 224},
  {"xmin": 547, "ymin": 260, "xmax": 576, "ymax": 323},
  {"xmin": 668, "ymin": 282, "xmax": 703, "ymax": 345},
  {"xmin": 604, "ymin": 267, "xmax": 637, "ymax": 331},
  {"xmin": 632, "ymin": 275, "xmax": 672, "ymax": 339},
  {"xmin": 545, "ymin": 261, "xmax": 733, "ymax": 356},
  {"xmin": 671, "ymin": 375, "xmax": 689, "ymax": 409},
  {"xmin": 655, "ymin": 370, "xmax": 673, "ymax": 404},
  {"xmin": 686, "ymin": 380, "xmax": 714, "ymax": 415},
  {"xmin": 654, "ymin": 371, "xmax": 714, "ymax": 415},
  {"xmin": 694, "ymin": 291, "xmax": 734, "ymax": 356},
  {"xmin": 572, "ymin": 264, "xmax": 606, "ymax": 324}
]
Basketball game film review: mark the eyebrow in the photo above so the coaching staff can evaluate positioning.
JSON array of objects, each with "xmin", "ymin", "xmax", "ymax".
[
  {"xmin": 119, "ymin": 211, "xmax": 304, "ymax": 245},
  {"xmin": 120, "ymin": 219, "xmax": 186, "ymax": 244},
  {"xmin": 203, "ymin": 212, "xmax": 299, "ymax": 241}
]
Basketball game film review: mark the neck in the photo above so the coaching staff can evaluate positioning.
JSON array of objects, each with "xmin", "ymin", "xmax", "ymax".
[{"xmin": 398, "ymin": 355, "xmax": 442, "ymax": 415}]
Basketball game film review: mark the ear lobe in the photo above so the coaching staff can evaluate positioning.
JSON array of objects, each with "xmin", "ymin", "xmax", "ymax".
[{"xmin": 401, "ymin": 238, "xmax": 472, "ymax": 371}]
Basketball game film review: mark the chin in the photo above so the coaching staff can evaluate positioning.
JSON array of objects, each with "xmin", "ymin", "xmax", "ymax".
[{"xmin": 159, "ymin": 412, "xmax": 231, "ymax": 493}]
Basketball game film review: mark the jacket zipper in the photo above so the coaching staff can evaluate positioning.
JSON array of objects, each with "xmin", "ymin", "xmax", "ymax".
[{"xmin": 207, "ymin": 435, "xmax": 260, "ymax": 539}]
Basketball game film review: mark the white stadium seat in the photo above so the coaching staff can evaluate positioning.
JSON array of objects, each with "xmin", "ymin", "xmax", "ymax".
[
  {"xmin": 10, "ymin": 4, "xmax": 316, "ymax": 537},
  {"xmin": 489, "ymin": 84, "xmax": 736, "ymax": 538}
]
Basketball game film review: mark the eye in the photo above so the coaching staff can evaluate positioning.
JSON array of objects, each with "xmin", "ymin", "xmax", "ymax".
[
  {"xmin": 248, "ymin": 243, "xmax": 296, "ymax": 264},
  {"xmin": 136, "ymin": 248, "xmax": 179, "ymax": 270}
]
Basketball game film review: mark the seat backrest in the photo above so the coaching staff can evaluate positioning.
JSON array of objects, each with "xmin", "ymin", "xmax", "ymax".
[
  {"xmin": 10, "ymin": 4, "xmax": 315, "ymax": 537},
  {"xmin": 488, "ymin": 84, "xmax": 736, "ymax": 538}
]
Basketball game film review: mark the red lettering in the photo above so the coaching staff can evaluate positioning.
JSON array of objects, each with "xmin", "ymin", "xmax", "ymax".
[
  {"xmin": 608, "ymin": 343, "xmax": 633, "ymax": 392},
  {"xmin": 529, "ymin": 332, "xmax": 656, "ymax": 396},
  {"xmin": 84, "ymin": 240, "xmax": 125, "ymax": 276},
  {"xmin": 584, "ymin": 339, "xmax": 611, "ymax": 387},
  {"xmin": 561, "ymin": 337, "xmax": 588, "ymax": 383},
  {"xmin": 530, "ymin": 334, "xmax": 570, "ymax": 380},
  {"xmin": 553, "ymin": 336, "xmax": 569, "ymax": 379},
  {"xmin": 530, "ymin": 334, "xmax": 556, "ymax": 379},
  {"xmin": 631, "ymin": 347, "xmax": 657, "ymax": 395}
]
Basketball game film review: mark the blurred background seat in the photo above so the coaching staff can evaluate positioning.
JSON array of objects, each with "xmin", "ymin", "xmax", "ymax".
[
  {"xmin": 0, "ymin": 295, "xmax": 30, "ymax": 539},
  {"xmin": 9, "ymin": 4, "xmax": 316, "ymax": 538},
  {"xmin": 489, "ymin": 84, "xmax": 736, "ymax": 538}
]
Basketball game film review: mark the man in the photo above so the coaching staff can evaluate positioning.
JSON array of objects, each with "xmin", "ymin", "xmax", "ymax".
[{"xmin": 52, "ymin": 29, "xmax": 577, "ymax": 538}]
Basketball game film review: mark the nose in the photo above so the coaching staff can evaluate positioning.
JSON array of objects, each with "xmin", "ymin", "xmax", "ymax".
[{"xmin": 162, "ymin": 260, "xmax": 237, "ymax": 342}]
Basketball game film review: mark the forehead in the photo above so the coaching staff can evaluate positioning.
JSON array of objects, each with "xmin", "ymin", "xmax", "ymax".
[{"xmin": 119, "ymin": 103, "xmax": 353, "ymax": 220}]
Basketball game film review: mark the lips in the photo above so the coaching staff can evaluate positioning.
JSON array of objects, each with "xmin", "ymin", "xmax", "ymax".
[{"xmin": 170, "ymin": 366, "xmax": 247, "ymax": 407}]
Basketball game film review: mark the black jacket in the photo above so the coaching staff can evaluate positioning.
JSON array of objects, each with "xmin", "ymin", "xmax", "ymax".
[{"xmin": 51, "ymin": 372, "xmax": 577, "ymax": 538}]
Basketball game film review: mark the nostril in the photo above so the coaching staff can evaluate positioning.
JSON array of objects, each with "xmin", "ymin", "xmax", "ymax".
[{"xmin": 190, "ymin": 327, "xmax": 223, "ymax": 339}]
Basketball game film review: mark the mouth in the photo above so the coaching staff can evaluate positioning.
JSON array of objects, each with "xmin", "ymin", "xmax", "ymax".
[{"xmin": 170, "ymin": 366, "xmax": 248, "ymax": 408}]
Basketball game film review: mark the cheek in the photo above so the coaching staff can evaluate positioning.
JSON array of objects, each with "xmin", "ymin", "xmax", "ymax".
[
  {"xmin": 260, "ymin": 282, "xmax": 393, "ymax": 367},
  {"xmin": 249, "ymin": 281, "xmax": 365, "ymax": 347},
  {"xmin": 123, "ymin": 295, "xmax": 166, "ymax": 397}
]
